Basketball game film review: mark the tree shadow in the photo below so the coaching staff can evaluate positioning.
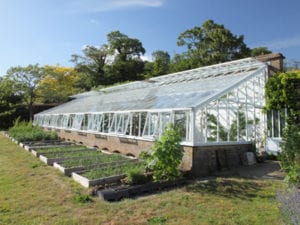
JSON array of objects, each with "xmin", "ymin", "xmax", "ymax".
[{"xmin": 184, "ymin": 178, "xmax": 272, "ymax": 201}]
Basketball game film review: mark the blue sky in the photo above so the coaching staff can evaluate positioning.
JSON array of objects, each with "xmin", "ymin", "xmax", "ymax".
[{"xmin": 1, "ymin": 0, "xmax": 299, "ymax": 75}]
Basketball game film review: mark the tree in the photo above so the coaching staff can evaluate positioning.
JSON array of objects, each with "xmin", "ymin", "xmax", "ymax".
[
  {"xmin": 106, "ymin": 31, "xmax": 146, "ymax": 82},
  {"xmin": 0, "ymin": 77, "xmax": 25, "ymax": 129},
  {"xmin": 36, "ymin": 65, "xmax": 81, "ymax": 103},
  {"xmin": 71, "ymin": 45, "xmax": 109, "ymax": 90},
  {"xmin": 141, "ymin": 123, "xmax": 183, "ymax": 182},
  {"xmin": 151, "ymin": 50, "xmax": 170, "ymax": 77},
  {"xmin": 107, "ymin": 30, "xmax": 145, "ymax": 61},
  {"xmin": 6, "ymin": 64, "xmax": 43, "ymax": 120},
  {"xmin": 177, "ymin": 20, "xmax": 250, "ymax": 68},
  {"xmin": 169, "ymin": 53, "xmax": 192, "ymax": 73},
  {"xmin": 250, "ymin": 47, "xmax": 272, "ymax": 57}
]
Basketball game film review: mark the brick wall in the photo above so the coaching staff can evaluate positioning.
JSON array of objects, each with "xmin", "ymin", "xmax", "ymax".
[
  {"xmin": 47, "ymin": 128, "xmax": 252, "ymax": 176},
  {"xmin": 190, "ymin": 144, "xmax": 252, "ymax": 177}
]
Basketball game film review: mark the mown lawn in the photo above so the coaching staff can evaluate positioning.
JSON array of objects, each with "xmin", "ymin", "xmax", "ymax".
[{"xmin": 0, "ymin": 133, "xmax": 287, "ymax": 225}]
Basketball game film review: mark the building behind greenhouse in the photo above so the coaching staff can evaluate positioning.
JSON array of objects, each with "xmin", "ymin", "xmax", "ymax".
[{"xmin": 34, "ymin": 54, "xmax": 285, "ymax": 176}]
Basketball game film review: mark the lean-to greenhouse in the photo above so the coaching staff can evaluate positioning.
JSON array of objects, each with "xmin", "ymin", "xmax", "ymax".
[{"xmin": 33, "ymin": 55, "xmax": 284, "ymax": 175}]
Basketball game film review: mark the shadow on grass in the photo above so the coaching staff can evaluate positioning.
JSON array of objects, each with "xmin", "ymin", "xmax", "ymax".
[{"xmin": 185, "ymin": 178, "xmax": 271, "ymax": 201}]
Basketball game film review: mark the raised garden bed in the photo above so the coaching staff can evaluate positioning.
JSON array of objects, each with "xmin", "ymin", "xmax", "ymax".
[
  {"xmin": 72, "ymin": 161, "xmax": 144, "ymax": 187},
  {"xmin": 59, "ymin": 153, "xmax": 130, "ymax": 169},
  {"xmin": 97, "ymin": 178, "xmax": 188, "ymax": 201},
  {"xmin": 20, "ymin": 139, "xmax": 63, "ymax": 147},
  {"xmin": 31, "ymin": 146, "xmax": 88, "ymax": 157},
  {"xmin": 54, "ymin": 159, "xmax": 135, "ymax": 176},
  {"xmin": 24, "ymin": 143, "xmax": 74, "ymax": 151}
]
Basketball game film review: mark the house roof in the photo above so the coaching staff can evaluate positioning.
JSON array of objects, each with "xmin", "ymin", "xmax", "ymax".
[{"xmin": 37, "ymin": 57, "xmax": 267, "ymax": 115}]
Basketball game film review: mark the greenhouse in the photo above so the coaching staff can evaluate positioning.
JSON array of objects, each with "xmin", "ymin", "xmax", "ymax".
[{"xmin": 34, "ymin": 57, "xmax": 270, "ymax": 150}]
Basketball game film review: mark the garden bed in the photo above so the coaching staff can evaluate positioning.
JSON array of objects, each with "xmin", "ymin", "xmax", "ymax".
[
  {"xmin": 54, "ymin": 157, "xmax": 134, "ymax": 176},
  {"xmin": 24, "ymin": 143, "xmax": 74, "ymax": 151},
  {"xmin": 71, "ymin": 161, "xmax": 144, "ymax": 187},
  {"xmin": 97, "ymin": 178, "xmax": 188, "ymax": 201},
  {"xmin": 31, "ymin": 146, "xmax": 89, "ymax": 157}
]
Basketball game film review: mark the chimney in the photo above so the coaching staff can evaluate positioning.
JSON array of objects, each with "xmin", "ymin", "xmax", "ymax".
[{"xmin": 256, "ymin": 53, "xmax": 285, "ymax": 74}]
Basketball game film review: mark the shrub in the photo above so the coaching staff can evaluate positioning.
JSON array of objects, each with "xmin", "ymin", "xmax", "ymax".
[
  {"xmin": 141, "ymin": 123, "xmax": 183, "ymax": 182},
  {"xmin": 126, "ymin": 167, "xmax": 150, "ymax": 185},
  {"xmin": 8, "ymin": 119, "xmax": 58, "ymax": 142}
]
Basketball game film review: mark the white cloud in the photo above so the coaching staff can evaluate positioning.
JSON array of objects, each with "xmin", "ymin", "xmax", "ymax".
[
  {"xmin": 140, "ymin": 54, "xmax": 153, "ymax": 62},
  {"xmin": 67, "ymin": 0, "xmax": 165, "ymax": 13},
  {"xmin": 261, "ymin": 36, "xmax": 300, "ymax": 50}
]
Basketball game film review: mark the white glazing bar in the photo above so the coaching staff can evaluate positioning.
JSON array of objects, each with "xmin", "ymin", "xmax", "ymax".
[
  {"xmin": 253, "ymin": 78, "xmax": 257, "ymax": 141},
  {"xmin": 245, "ymin": 84, "xmax": 248, "ymax": 141},
  {"xmin": 278, "ymin": 110, "xmax": 281, "ymax": 138},
  {"xmin": 204, "ymin": 106, "xmax": 208, "ymax": 143},
  {"xmin": 129, "ymin": 113, "xmax": 133, "ymax": 136},
  {"xmin": 237, "ymin": 89, "xmax": 240, "ymax": 141},
  {"xmin": 138, "ymin": 112, "xmax": 141, "ymax": 137},
  {"xmin": 192, "ymin": 109, "xmax": 196, "ymax": 143},
  {"xmin": 226, "ymin": 93, "xmax": 230, "ymax": 142},
  {"xmin": 271, "ymin": 110, "xmax": 274, "ymax": 137},
  {"xmin": 217, "ymin": 100, "xmax": 220, "ymax": 142}
]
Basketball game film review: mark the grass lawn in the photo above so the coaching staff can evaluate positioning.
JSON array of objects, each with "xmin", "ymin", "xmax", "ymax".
[{"xmin": 0, "ymin": 133, "xmax": 287, "ymax": 225}]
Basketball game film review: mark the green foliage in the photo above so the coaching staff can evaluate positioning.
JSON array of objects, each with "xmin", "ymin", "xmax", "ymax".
[
  {"xmin": 126, "ymin": 167, "xmax": 150, "ymax": 185},
  {"xmin": 71, "ymin": 45, "xmax": 109, "ymax": 90},
  {"xmin": 177, "ymin": 19, "xmax": 250, "ymax": 68},
  {"xmin": 71, "ymin": 31, "xmax": 146, "ymax": 90},
  {"xmin": 72, "ymin": 192, "xmax": 93, "ymax": 204},
  {"xmin": 265, "ymin": 71, "xmax": 300, "ymax": 184},
  {"xmin": 82, "ymin": 162, "xmax": 144, "ymax": 180},
  {"xmin": 36, "ymin": 65, "xmax": 81, "ymax": 103},
  {"xmin": 250, "ymin": 47, "xmax": 272, "ymax": 57},
  {"xmin": 147, "ymin": 216, "xmax": 168, "ymax": 224},
  {"xmin": 8, "ymin": 119, "xmax": 58, "ymax": 142},
  {"xmin": 6, "ymin": 64, "xmax": 44, "ymax": 119},
  {"xmin": 0, "ymin": 77, "xmax": 27, "ymax": 129},
  {"xmin": 150, "ymin": 50, "xmax": 170, "ymax": 77},
  {"xmin": 142, "ymin": 123, "xmax": 183, "ymax": 182},
  {"xmin": 265, "ymin": 71, "xmax": 300, "ymax": 111},
  {"xmin": 280, "ymin": 123, "xmax": 300, "ymax": 184}
]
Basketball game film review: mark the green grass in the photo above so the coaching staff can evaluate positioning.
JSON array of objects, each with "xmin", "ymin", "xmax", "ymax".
[{"xmin": 0, "ymin": 132, "xmax": 287, "ymax": 225}]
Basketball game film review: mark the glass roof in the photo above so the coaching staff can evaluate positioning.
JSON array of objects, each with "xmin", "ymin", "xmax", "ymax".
[{"xmin": 38, "ymin": 58, "xmax": 267, "ymax": 115}]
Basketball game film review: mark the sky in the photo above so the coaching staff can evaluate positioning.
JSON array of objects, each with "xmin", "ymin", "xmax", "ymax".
[{"xmin": 0, "ymin": 0, "xmax": 300, "ymax": 75}]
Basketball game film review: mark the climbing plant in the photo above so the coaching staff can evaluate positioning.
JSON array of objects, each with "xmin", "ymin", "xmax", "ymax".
[{"xmin": 265, "ymin": 71, "xmax": 300, "ymax": 184}]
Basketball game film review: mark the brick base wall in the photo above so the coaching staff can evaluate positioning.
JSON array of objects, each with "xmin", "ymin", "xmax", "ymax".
[
  {"xmin": 190, "ymin": 144, "xmax": 252, "ymax": 177},
  {"xmin": 47, "ymin": 128, "xmax": 252, "ymax": 176}
]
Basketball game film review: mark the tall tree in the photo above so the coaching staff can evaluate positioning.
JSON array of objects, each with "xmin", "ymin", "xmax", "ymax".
[
  {"xmin": 36, "ymin": 65, "xmax": 81, "ymax": 103},
  {"xmin": 177, "ymin": 20, "xmax": 250, "ymax": 68},
  {"xmin": 106, "ymin": 31, "xmax": 146, "ymax": 82},
  {"xmin": 151, "ymin": 50, "xmax": 170, "ymax": 76},
  {"xmin": 107, "ymin": 30, "xmax": 145, "ymax": 61},
  {"xmin": 0, "ymin": 77, "xmax": 25, "ymax": 129},
  {"xmin": 71, "ymin": 45, "xmax": 109, "ymax": 90},
  {"xmin": 6, "ymin": 64, "xmax": 43, "ymax": 120}
]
